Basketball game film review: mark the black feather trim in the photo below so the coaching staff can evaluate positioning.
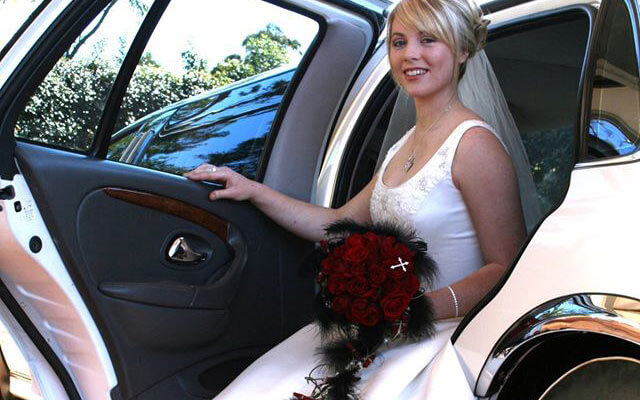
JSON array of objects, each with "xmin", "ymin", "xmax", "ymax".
[
  {"xmin": 325, "ymin": 371, "xmax": 360, "ymax": 400},
  {"xmin": 407, "ymin": 297, "xmax": 436, "ymax": 340},
  {"xmin": 317, "ymin": 339, "xmax": 354, "ymax": 372},
  {"xmin": 314, "ymin": 292, "xmax": 334, "ymax": 333}
]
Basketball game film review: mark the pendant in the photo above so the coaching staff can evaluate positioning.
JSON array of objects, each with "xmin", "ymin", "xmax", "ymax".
[{"xmin": 404, "ymin": 155, "xmax": 415, "ymax": 172}]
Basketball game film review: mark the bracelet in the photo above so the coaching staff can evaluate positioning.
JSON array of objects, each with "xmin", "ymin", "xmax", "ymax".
[{"xmin": 446, "ymin": 285, "xmax": 459, "ymax": 318}]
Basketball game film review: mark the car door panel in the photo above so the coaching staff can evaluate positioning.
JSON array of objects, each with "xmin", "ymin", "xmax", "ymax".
[
  {"xmin": 0, "ymin": 0, "xmax": 381, "ymax": 396},
  {"xmin": 15, "ymin": 141, "xmax": 315, "ymax": 398}
]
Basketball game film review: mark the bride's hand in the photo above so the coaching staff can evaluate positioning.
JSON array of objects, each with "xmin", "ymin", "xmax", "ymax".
[{"xmin": 184, "ymin": 163, "xmax": 259, "ymax": 201}]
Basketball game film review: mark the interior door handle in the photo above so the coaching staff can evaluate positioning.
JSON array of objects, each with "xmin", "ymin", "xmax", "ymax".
[{"xmin": 167, "ymin": 236, "xmax": 206, "ymax": 264}]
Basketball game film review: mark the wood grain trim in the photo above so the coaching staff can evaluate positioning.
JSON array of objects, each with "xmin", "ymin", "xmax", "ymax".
[{"xmin": 103, "ymin": 187, "xmax": 228, "ymax": 241}]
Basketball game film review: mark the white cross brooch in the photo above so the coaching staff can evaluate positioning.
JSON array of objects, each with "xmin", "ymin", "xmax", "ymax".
[{"xmin": 389, "ymin": 257, "xmax": 409, "ymax": 272}]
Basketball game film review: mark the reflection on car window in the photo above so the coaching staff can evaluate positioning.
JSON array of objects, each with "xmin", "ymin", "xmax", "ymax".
[
  {"xmin": 107, "ymin": 0, "xmax": 318, "ymax": 179},
  {"xmin": 587, "ymin": 0, "xmax": 640, "ymax": 159},
  {"xmin": 113, "ymin": 69, "xmax": 294, "ymax": 179},
  {"xmin": 588, "ymin": 119, "xmax": 636, "ymax": 157}
]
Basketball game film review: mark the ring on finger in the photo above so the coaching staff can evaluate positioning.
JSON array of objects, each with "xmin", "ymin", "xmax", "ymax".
[{"xmin": 209, "ymin": 166, "xmax": 217, "ymax": 173}]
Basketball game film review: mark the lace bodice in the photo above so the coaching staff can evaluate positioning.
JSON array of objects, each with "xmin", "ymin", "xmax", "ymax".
[{"xmin": 370, "ymin": 120, "xmax": 497, "ymax": 289}]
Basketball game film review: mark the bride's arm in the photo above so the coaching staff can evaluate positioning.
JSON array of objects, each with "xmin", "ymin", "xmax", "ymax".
[
  {"xmin": 429, "ymin": 127, "xmax": 526, "ymax": 319},
  {"xmin": 184, "ymin": 165, "xmax": 376, "ymax": 242}
]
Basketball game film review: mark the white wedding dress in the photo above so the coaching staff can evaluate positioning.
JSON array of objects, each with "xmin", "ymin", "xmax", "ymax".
[{"xmin": 213, "ymin": 120, "xmax": 495, "ymax": 400}]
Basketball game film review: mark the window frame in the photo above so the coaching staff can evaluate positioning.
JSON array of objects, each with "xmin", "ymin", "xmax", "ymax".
[{"xmin": 0, "ymin": 0, "xmax": 52, "ymax": 62}]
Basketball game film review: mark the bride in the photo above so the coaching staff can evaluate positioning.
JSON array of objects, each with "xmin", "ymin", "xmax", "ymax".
[{"xmin": 185, "ymin": 0, "xmax": 533, "ymax": 398}]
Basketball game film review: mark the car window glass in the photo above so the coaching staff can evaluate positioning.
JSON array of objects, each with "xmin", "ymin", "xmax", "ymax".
[
  {"xmin": 107, "ymin": 0, "xmax": 318, "ymax": 179},
  {"xmin": 485, "ymin": 14, "xmax": 590, "ymax": 213},
  {"xmin": 0, "ymin": 0, "xmax": 46, "ymax": 56},
  {"xmin": 13, "ymin": 0, "xmax": 152, "ymax": 151},
  {"xmin": 586, "ymin": 0, "xmax": 640, "ymax": 159}
]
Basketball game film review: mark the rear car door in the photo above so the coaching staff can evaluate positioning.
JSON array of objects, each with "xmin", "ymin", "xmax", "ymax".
[{"xmin": 0, "ymin": 0, "xmax": 383, "ymax": 399}]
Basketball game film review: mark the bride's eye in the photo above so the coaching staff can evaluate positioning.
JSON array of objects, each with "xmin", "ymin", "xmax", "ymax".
[
  {"xmin": 392, "ymin": 39, "xmax": 406, "ymax": 48},
  {"xmin": 421, "ymin": 36, "xmax": 436, "ymax": 44}
]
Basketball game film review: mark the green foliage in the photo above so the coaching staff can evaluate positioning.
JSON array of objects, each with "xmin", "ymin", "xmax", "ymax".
[
  {"xmin": 16, "ymin": 57, "xmax": 116, "ymax": 150},
  {"xmin": 15, "ymin": 23, "xmax": 300, "ymax": 151},
  {"xmin": 521, "ymin": 127, "xmax": 575, "ymax": 212},
  {"xmin": 211, "ymin": 23, "xmax": 301, "ymax": 83},
  {"xmin": 242, "ymin": 23, "xmax": 301, "ymax": 74}
]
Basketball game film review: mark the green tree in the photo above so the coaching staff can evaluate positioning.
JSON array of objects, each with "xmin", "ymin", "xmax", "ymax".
[
  {"xmin": 211, "ymin": 23, "xmax": 300, "ymax": 83},
  {"xmin": 243, "ymin": 23, "xmax": 301, "ymax": 73}
]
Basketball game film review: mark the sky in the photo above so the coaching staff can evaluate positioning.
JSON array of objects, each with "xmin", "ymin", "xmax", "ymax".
[{"xmin": 0, "ymin": 0, "xmax": 319, "ymax": 74}]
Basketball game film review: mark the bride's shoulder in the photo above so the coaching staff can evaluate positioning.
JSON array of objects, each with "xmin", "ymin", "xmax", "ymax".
[
  {"xmin": 451, "ymin": 108, "xmax": 502, "ymax": 149},
  {"xmin": 451, "ymin": 117, "xmax": 511, "ymax": 178}
]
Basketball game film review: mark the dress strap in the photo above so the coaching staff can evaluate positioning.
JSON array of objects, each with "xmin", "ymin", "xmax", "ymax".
[{"xmin": 443, "ymin": 120, "xmax": 505, "ymax": 169}]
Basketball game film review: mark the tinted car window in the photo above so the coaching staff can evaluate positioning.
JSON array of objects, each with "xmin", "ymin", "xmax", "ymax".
[
  {"xmin": 110, "ymin": 69, "xmax": 294, "ymax": 178},
  {"xmin": 486, "ymin": 13, "xmax": 590, "ymax": 212},
  {"xmin": 586, "ymin": 0, "xmax": 640, "ymax": 159}
]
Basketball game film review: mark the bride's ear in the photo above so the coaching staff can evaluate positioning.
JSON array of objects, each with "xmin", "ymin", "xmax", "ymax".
[{"xmin": 457, "ymin": 51, "xmax": 469, "ymax": 65}]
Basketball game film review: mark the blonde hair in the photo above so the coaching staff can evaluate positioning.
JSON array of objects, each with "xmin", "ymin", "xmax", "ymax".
[{"xmin": 387, "ymin": 0, "xmax": 489, "ymax": 79}]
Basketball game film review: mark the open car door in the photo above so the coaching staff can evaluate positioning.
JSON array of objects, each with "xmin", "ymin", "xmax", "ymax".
[{"xmin": 0, "ymin": 0, "xmax": 383, "ymax": 398}]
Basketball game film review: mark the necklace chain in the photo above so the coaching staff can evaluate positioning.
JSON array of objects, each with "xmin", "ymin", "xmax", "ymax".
[{"xmin": 404, "ymin": 98, "xmax": 455, "ymax": 173}]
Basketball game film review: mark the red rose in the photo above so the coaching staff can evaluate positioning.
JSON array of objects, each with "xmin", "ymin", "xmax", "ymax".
[
  {"xmin": 346, "ymin": 233, "xmax": 366, "ymax": 248},
  {"xmin": 363, "ymin": 232, "xmax": 379, "ymax": 244},
  {"xmin": 382, "ymin": 278, "xmax": 397, "ymax": 294},
  {"xmin": 380, "ymin": 236, "xmax": 396, "ymax": 254},
  {"xmin": 361, "ymin": 288, "xmax": 380, "ymax": 300},
  {"xmin": 321, "ymin": 258, "xmax": 335, "ymax": 275},
  {"xmin": 369, "ymin": 266, "xmax": 388, "ymax": 287},
  {"xmin": 401, "ymin": 273, "xmax": 421, "ymax": 296},
  {"xmin": 327, "ymin": 275, "xmax": 348, "ymax": 295},
  {"xmin": 347, "ymin": 276, "xmax": 369, "ymax": 297},
  {"xmin": 359, "ymin": 305, "xmax": 381, "ymax": 327},
  {"xmin": 381, "ymin": 293, "xmax": 411, "ymax": 321},
  {"xmin": 351, "ymin": 298, "xmax": 370, "ymax": 323},
  {"xmin": 332, "ymin": 295, "xmax": 351, "ymax": 314},
  {"xmin": 351, "ymin": 262, "xmax": 367, "ymax": 276},
  {"xmin": 343, "ymin": 234, "xmax": 369, "ymax": 263}
]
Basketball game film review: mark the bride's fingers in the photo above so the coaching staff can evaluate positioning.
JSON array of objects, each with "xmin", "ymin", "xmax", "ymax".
[
  {"xmin": 209, "ymin": 189, "xmax": 229, "ymax": 200},
  {"xmin": 185, "ymin": 163, "xmax": 214, "ymax": 172},
  {"xmin": 185, "ymin": 164, "xmax": 222, "ymax": 180}
]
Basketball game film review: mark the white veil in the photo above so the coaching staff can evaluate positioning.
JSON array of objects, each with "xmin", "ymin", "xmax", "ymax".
[
  {"xmin": 377, "ymin": 50, "xmax": 543, "ymax": 232},
  {"xmin": 458, "ymin": 50, "xmax": 542, "ymax": 232}
]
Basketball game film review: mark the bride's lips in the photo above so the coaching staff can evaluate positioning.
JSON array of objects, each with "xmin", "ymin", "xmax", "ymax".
[{"xmin": 403, "ymin": 68, "xmax": 429, "ymax": 80}]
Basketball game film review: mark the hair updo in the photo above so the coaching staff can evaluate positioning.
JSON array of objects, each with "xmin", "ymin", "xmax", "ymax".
[{"xmin": 387, "ymin": 0, "xmax": 489, "ymax": 80}]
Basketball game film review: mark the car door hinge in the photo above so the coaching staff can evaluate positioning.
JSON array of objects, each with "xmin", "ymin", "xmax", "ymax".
[
  {"xmin": 0, "ymin": 135, "xmax": 17, "ymax": 180},
  {"xmin": 0, "ymin": 185, "xmax": 15, "ymax": 200}
]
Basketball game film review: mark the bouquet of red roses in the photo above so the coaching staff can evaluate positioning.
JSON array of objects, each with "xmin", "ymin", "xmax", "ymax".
[{"xmin": 292, "ymin": 220, "xmax": 437, "ymax": 400}]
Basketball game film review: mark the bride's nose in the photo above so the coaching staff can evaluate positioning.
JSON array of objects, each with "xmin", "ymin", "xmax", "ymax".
[{"xmin": 403, "ymin": 41, "xmax": 420, "ymax": 61}]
